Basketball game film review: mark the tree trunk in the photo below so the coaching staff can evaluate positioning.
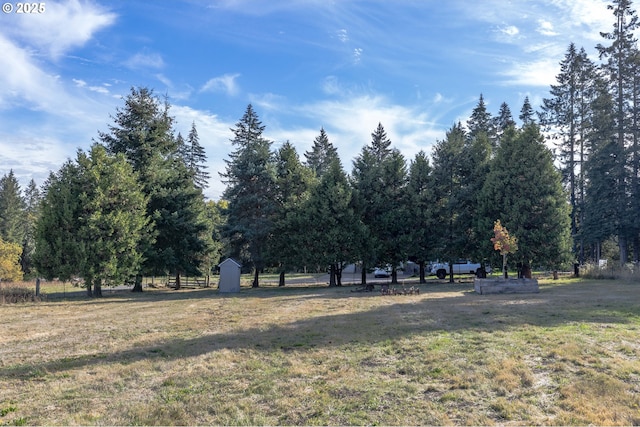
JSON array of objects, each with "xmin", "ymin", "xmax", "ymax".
[
  {"xmin": 279, "ymin": 271, "xmax": 285, "ymax": 287},
  {"xmin": 94, "ymin": 281, "xmax": 102, "ymax": 298},
  {"xmin": 448, "ymin": 263, "xmax": 454, "ymax": 283},
  {"xmin": 35, "ymin": 278, "xmax": 40, "ymax": 296},
  {"xmin": 522, "ymin": 264, "xmax": 532, "ymax": 279},
  {"xmin": 174, "ymin": 272, "xmax": 181, "ymax": 290},
  {"xmin": 419, "ymin": 261, "xmax": 426, "ymax": 284},
  {"xmin": 336, "ymin": 264, "xmax": 343, "ymax": 286},
  {"xmin": 361, "ymin": 263, "xmax": 367, "ymax": 285},
  {"xmin": 329, "ymin": 264, "xmax": 337, "ymax": 287},
  {"xmin": 131, "ymin": 274, "xmax": 143, "ymax": 292},
  {"xmin": 619, "ymin": 235, "xmax": 628, "ymax": 267},
  {"xmin": 391, "ymin": 268, "xmax": 398, "ymax": 284},
  {"xmin": 252, "ymin": 268, "xmax": 259, "ymax": 288},
  {"xmin": 503, "ymin": 254, "xmax": 508, "ymax": 279},
  {"xmin": 86, "ymin": 280, "xmax": 93, "ymax": 297}
]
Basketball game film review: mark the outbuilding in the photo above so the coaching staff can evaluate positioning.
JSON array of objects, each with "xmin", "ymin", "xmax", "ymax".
[{"xmin": 218, "ymin": 258, "xmax": 242, "ymax": 293}]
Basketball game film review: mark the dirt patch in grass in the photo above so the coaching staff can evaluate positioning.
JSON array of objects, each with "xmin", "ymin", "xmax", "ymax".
[{"xmin": 1, "ymin": 279, "xmax": 640, "ymax": 425}]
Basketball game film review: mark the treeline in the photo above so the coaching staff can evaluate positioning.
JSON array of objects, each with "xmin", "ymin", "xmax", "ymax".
[{"xmin": 222, "ymin": 100, "xmax": 569, "ymax": 287}]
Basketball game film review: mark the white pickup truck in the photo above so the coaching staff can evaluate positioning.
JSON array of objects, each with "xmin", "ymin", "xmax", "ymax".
[{"xmin": 430, "ymin": 260, "xmax": 490, "ymax": 279}]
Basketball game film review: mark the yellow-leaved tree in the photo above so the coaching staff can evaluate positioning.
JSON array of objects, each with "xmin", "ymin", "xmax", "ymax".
[
  {"xmin": 0, "ymin": 236, "xmax": 23, "ymax": 282},
  {"xmin": 490, "ymin": 220, "xmax": 518, "ymax": 279}
]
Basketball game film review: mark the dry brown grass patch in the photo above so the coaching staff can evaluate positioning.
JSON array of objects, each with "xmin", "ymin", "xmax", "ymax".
[{"xmin": 1, "ymin": 280, "xmax": 640, "ymax": 425}]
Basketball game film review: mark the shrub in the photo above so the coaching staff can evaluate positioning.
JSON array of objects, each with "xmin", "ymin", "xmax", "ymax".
[
  {"xmin": 0, "ymin": 285, "xmax": 45, "ymax": 304},
  {"xmin": 581, "ymin": 263, "xmax": 640, "ymax": 281}
]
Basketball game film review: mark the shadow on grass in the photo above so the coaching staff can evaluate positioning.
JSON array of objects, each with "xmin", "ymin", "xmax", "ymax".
[{"xmin": 4, "ymin": 280, "xmax": 639, "ymax": 380}]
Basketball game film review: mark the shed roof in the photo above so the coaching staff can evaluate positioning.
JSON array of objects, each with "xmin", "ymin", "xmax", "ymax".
[{"xmin": 219, "ymin": 258, "xmax": 242, "ymax": 268}]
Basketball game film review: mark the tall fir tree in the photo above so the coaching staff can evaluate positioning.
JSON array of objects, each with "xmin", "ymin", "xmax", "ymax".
[
  {"xmin": 33, "ymin": 162, "xmax": 84, "ymax": 286},
  {"xmin": 301, "ymin": 158, "xmax": 364, "ymax": 286},
  {"xmin": 519, "ymin": 96, "xmax": 535, "ymax": 125},
  {"xmin": 581, "ymin": 77, "xmax": 619, "ymax": 260},
  {"xmin": 0, "ymin": 170, "xmax": 26, "ymax": 246},
  {"xmin": 431, "ymin": 123, "xmax": 467, "ymax": 281},
  {"xmin": 351, "ymin": 122, "xmax": 405, "ymax": 284},
  {"xmin": 21, "ymin": 179, "xmax": 40, "ymax": 275},
  {"xmin": 269, "ymin": 141, "xmax": 314, "ymax": 286},
  {"xmin": 185, "ymin": 122, "xmax": 210, "ymax": 190},
  {"xmin": 34, "ymin": 146, "xmax": 149, "ymax": 297},
  {"xmin": 596, "ymin": 0, "xmax": 640, "ymax": 264},
  {"xmin": 304, "ymin": 128, "xmax": 340, "ymax": 178},
  {"xmin": 100, "ymin": 87, "xmax": 209, "ymax": 290},
  {"xmin": 540, "ymin": 43, "xmax": 598, "ymax": 263},
  {"xmin": 480, "ymin": 124, "xmax": 572, "ymax": 277},
  {"xmin": 221, "ymin": 104, "xmax": 276, "ymax": 287},
  {"xmin": 406, "ymin": 151, "xmax": 436, "ymax": 283},
  {"xmin": 495, "ymin": 102, "xmax": 516, "ymax": 140},
  {"xmin": 467, "ymin": 94, "xmax": 496, "ymax": 147}
]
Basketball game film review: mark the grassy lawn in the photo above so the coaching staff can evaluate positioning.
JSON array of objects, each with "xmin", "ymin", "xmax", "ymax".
[{"xmin": 1, "ymin": 277, "xmax": 640, "ymax": 425}]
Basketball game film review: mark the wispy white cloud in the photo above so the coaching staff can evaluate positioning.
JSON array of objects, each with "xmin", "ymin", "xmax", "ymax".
[
  {"xmin": 302, "ymin": 95, "xmax": 442, "ymax": 168},
  {"xmin": 537, "ymin": 19, "xmax": 558, "ymax": 36},
  {"xmin": 500, "ymin": 25, "xmax": 520, "ymax": 37},
  {"xmin": 73, "ymin": 78, "xmax": 109, "ymax": 94},
  {"xmin": 353, "ymin": 48, "xmax": 363, "ymax": 64},
  {"xmin": 0, "ymin": 34, "xmax": 108, "ymax": 116},
  {"xmin": 201, "ymin": 73, "xmax": 241, "ymax": 96},
  {"xmin": 336, "ymin": 29, "xmax": 349, "ymax": 43},
  {"xmin": 6, "ymin": 0, "xmax": 116, "ymax": 58},
  {"xmin": 500, "ymin": 58, "xmax": 559, "ymax": 87}
]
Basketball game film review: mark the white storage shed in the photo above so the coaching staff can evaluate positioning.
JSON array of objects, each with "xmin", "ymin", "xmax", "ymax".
[{"xmin": 218, "ymin": 258, "xmax": 242, "ymax": 293}]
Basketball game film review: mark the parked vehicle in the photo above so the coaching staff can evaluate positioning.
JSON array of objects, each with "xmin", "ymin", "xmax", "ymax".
[
  {"xmin": 373, "ymin": 267, "xmax": 391, "ymax": 278},
  {"xmin": 430, "ymin": 260, "xmax": 490, "ymax": 279}
]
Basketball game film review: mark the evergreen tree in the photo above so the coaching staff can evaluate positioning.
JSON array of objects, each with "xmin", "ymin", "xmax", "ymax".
[
  {"xmin": 101, "ymin": 87, "xmax": 176, "ymax": 171},
  {"xmin": 467, "ymin": 94, "xmax": 496, "ymax": 147},
  {"xmin": 270, "ymin": 142, "xmax": 314, "ymax": 286},
  {"xmin": 185, "ymin": 122, "xmax": 210, "ymax": 190},
  {"xmin": 0, "ymin": 170, "xmax": 26, "ymax": 246},
  {"xmin": 540, "ymin": 43, "xmax": 598, "ymax": 263},
  {"xmin": 431, "ymin": 123, "xmax": 467, "ymax": 281},
  {"xmin": 301, "ymin": 159, "xmax": 364, "ymax": 286},
  {"xmin": 221, "ymin": 104, "xmax": 276, "ymax": 287},
  {"xmin": 596, "ymin": 0, "xmax": 640, "ymax": 264},
  {"xmin": 431, "ymin": 122, "xmax": 491, "ymax": 280},
  {"xmin": 519, "ymin": 96, "xmax": 535, "ymax": 125},
  {"xmin": 100, "ymin": 87, "xmax": 210, "ymax": 290},
  {"xmin": 480, "ymin": 124, "xmax": 572, "ymax": 277},
  {"xmin": 152, "ymin": 156, "xmax": 210, "ymax": 290},
  {"xmin": 495, "ymin": 102, "xmax": 516, "ymax": 139},
  {"xmin": 76, "ymin": 145, "xmax": 149, "ymax": 296},
  {"xmin": 304, "ymin": 128, "xmax": 340, "ymax": 178},
  {"xmin": 406, "ymin": 151, "xmax": 435, "ymax": 283},
  {"xmin": 34, "ymin": 146, "xmax": 149, "ymax": 296},
  {"xmin": 21, "ymin": 179, "xmax": 40, "ymax": 276},
  {"xmin": 351, "ymin": 122, "xmax": 406, "ymax": 284},
  {"xmin": 203, "ymin": 200, "xmax": 227, "ymax": 286},
  {"xmin": 33, "ymin": 161, "xmax": 85, "ymax": 286},
  {"xmin": 581, "ymin": 78, "xmax": 619, "ymax": 260}
]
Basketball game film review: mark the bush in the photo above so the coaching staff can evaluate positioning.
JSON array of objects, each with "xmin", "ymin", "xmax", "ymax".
[
  {"xmin": 0, "ymin": 285, "xmax": 45, "ymax": 304},
  {"xmin": 581, "ymin": 263, "xmax": 640, "ymax": 281}
]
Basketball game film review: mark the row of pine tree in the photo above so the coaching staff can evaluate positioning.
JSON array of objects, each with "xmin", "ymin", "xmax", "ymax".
[{"xmin": 0, "ymin": 0, "xmax": 639, "ymax": 290}]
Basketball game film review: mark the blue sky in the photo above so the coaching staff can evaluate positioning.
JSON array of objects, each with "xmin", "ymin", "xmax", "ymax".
[{"xmin": 0, "ymin": 0, "xmax": 614, "ymax": 200}]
